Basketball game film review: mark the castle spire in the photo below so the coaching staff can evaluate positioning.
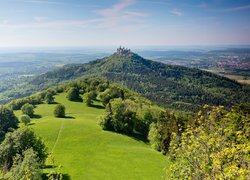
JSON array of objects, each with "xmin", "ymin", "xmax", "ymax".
[{"xmin": 116, "ymin": 46, "xmax": 131, "ymax": 56}]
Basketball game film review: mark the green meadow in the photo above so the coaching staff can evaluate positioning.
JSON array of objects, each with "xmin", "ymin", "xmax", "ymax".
[{"xmin": 15, "ymin": 93, "xmax": 168, "ymax": 179}]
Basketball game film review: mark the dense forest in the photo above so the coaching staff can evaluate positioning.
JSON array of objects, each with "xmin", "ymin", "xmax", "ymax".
[{"xmin": 2, "ymin": 51, "xmax": 248, "ymax": 113}]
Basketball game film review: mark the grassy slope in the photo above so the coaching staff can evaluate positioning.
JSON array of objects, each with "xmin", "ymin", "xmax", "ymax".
[{"xmin": 15, "ymin": 93, "xmax": 168, "ymax": 179}]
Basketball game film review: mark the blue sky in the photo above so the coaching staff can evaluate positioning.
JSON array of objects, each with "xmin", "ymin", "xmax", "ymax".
[{"xmin": 0, "ymin": 0, "xmax": 250, "ymax": 47}]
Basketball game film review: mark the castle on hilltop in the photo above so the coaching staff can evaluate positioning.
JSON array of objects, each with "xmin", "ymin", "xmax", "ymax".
[{"xmin": 116, "ymin": 46, "xmax": 131, "ymax": 56}]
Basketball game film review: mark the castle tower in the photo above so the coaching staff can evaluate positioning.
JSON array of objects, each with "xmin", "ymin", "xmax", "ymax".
[{"xmin": 117, "ymin": 46, "xmax": 131, "ymax": 56}]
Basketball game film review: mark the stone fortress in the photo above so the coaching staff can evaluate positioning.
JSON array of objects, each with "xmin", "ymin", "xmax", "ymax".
[{"xmin": 116, "ymin": 46, "xmax": 131, "ymax": 56}]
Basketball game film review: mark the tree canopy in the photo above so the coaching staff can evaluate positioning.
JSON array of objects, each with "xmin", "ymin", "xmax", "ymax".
[
  {"xmin": 0, "ymin": 106, "xmax": 18, "ymax": 141},
  {"xmin": 66, "ymin": 87, "xmax": 81, "ymax": 102},
  {"xmin": 21, "ymin": 103, "xmax": 34, "ymax": 117},
  {"xmin": 169, "ymin": 105, "xmax": 250, "ymax": 179},
  {"xmin": 0, "ymin": 127, "xmax": 47, "ymax": 172},
  {"xmin": 54, "ymin": 104, "xmax": 66, "ymax": 118}
]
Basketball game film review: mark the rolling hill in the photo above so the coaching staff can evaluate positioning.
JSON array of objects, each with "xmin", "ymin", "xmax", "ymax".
[
  {"xmin": 14, "ymin": 93, "xmax": 168, "ymax": 179},
  {"xmin": 27, "ymin": 49, "xmax": 249, "ymax": 112}
]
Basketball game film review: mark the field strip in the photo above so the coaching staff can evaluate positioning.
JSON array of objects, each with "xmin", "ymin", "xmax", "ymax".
[{"xmin": 51, "ymin": 118, "xmax": 65, "ymax": 153}]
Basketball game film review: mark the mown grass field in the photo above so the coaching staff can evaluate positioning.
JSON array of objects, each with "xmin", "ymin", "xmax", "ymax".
[
  {"xmin": 204, "ymin": 69, "xmax": 250, "ymax": 85},
  {"xmin": 15, "ymin": 93, "xmax": 168, "ymax": 179}
]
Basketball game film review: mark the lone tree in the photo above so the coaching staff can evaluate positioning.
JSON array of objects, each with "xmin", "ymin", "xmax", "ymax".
[
  {"xmin": 66, "ymin": 87, "xmax": 81, "ymax": 101},
  {"xmin": 21, "ymin": 103, "xmax": 34, "ymax": 117},
  {"xmin": 20, "ymin": 115, "xmax": 31, "ymax": 126},
  {"xmin": 54, "ymin": 104, "xmax": 65, "ymax": 118},
  {"xmin": 45, "ymin": 92, "xmax": 54, "ymax": 104}
]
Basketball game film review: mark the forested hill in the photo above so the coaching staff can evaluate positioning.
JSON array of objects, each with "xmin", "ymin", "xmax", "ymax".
[{"xmin": 27, "ymin": 51, "xmax": 249, "ymax": 112}]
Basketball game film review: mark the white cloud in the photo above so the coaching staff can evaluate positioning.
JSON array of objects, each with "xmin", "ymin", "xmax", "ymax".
[
  {"xmin": 218, "ymin": 4, "xmax": 250, "ymax": 12},
  {"xmin": 170, "ymin": 9, "xmax": 183, "ymax": 16},
  {"xmin": 95, "ymin": 0, "xmax": 148, "ymax": 29},
  {"xmin": 97, "ymin": 0, "xmax": 136, "ymax": 17},
  {"xmin": 124, "ymin": 11, "xmax": 148, "ymax": 17}
]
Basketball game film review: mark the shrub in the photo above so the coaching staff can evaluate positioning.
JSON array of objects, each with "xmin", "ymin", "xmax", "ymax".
[
  {"xmin": 54, "ymin": 104, "xmax": 65, "ymax": 118},
  {"xmin": 21, "ymin": 103, "xmax": 34, "ymax": 117},
  {"xmin": 83, "ymin": 92, "xmax": 94, "ymax": 106},
  {"xmin": 99, "ymin": 114, "xmax": 113, "ymax": 131},
  {"xmin": 20, "ymin": 115, "xmax": 31, "ymax": 126},
  {"xmin": 45, "ymin": 92, "xmax": 54, "ymax": 104},
  {"xmin": 99, "ymin": 99, "xmax": 136, "ymax": 135},
  {"xmin": 66, "ymin": 87, "xmax": 81, "ymax": 101}
]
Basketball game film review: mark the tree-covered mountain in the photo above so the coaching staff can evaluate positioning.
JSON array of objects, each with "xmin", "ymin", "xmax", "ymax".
[{"xmin": 24, "ymin": 49, "xmax": 249, "ymax": 112}]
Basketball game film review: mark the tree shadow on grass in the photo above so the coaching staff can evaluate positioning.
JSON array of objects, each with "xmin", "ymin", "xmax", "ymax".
[
  {"xmin": 127, "ymin": 132, "xmax": 149, "ymax": 143},
  {"xmin": 108, "ymin": 130, "xmax": 149, "ymax": 143},
  {"xmin": 49, "ymin": 102, "xmax": 59, "ymax": 105},
  {"xmin": 69, "ymin": 98, "xmax": 83, "ymax": 102},
  {"xmin": 28, "ymin": 122, "xmax": 35, "ymax": 126},
  {"xmin": 32, "ymin": 114, "xmax": 42, "ymax": 119},
  {"xmin": 42, "ymin": 173, "xmax": 71, "ymax": 180},
  {"xmin": 64, "ymin": 116, "xmax": 75, "ymax": 119},
  {"xmin": 89, "ymin": 104, "xmax": 105, "ymax": 109},
  {"xmin": 43, "ymin": 165, "xmax": 55, "ymax": 169}
]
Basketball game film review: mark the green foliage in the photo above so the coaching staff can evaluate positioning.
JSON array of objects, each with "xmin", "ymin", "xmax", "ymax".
[
  {"xmin": 66, "ymin": 87, "xmax": 81, "ymax": 101},
  {"xmin": 99, "ymin": 98, "xmax": 158, "ymax": 137},
  {"xmin": 99, "ymin": 86, "xmax": 125, "ymax": 106},
  {"xmin": 100, "ymin": 99, "xmax": 136, "ymax": 134},
  {"xmin": 21, "ymin": 103, "xmax": 34, "ymax": 117},
  {"xmin": 47, "ymin": 155, "xmax": 63, "ymax": 180},
  {"xmin": 7, "ymin": 93, "xmax": 43, "ymax": 110},
  {"xmin": 97, "ymin": 82, "xmax": 109, "ymax": 92},
  {"xmin": 20, "ymin": 114, "xmax": 31, "ymax": 126},
  {"xmin": 169, "ymin": 105, "xmax": 250, "ymax": 179},
  {"xmin": 134, "ymin": 111, "xmax": 154, "ymax": 136},
  {"xmin": 5, "ymin": 148, "xmax": 42, "ymax": 180},
  {"xmin": 99, "ymin": 114, "xmax": 113, "ymax": 130},
  {"xmin": 0, "ymin": 128, "xmax": 47, "ymax": 172},
  {"xmin": 45, "ymin": 92, "xmax": 55, "ymax": 104},
  {"xmin": 83, "ymin": 92, "xmax": 94, "ymax": 106},
  {"xmin": 47, "ymin": 165, "xmax": 63, "ymax": 180},
  {"xmin": 54, "ymin": 104, "xmax": 65, "ymax": 118},
  {"xmin": 148, "ymin": 111, "xmax": 185, "ymax": 153},
  {"xmin": 0, "ymin": 106, "xmax": 18, "ymax": 141},
  {"xmin": 111, "ymin": 99, "xmax": 136, "ymax": 134}
]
